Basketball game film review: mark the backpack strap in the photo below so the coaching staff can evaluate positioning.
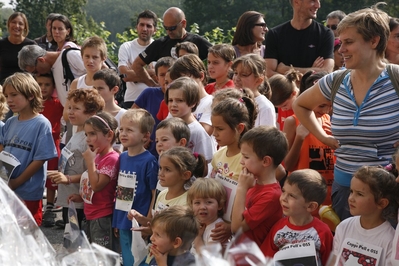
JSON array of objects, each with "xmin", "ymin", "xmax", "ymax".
[
  {"xmin": 386, "ymin": 64, "xmax": 399, "ymax": 98},
  {"xmin": 61, "ymin": 47, "xmax": 80, "ymax": 91},
  {"xmin": 330, "ymin": 68, "xmax": 351, "ymax": 102}
]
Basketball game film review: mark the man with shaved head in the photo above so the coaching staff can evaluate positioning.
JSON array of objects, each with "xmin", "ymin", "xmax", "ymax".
[{"xmin": 131, "ymin": 7, "xmax": 212, "ymax": 87}]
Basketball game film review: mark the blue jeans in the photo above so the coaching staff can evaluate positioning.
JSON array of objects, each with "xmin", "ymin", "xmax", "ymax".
[{"xmin": 119, "ymin": 229, "xmax": 134, "ymax": 266}]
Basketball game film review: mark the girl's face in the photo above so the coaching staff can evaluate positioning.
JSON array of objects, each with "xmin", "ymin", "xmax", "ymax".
[
  {"xmin": 211, "ymin": 114, "xmax": 240, "ymax": 148},
  {"xmin": 84, "ymin": 124, "xmax": 112, "ymax": 156},
  {"xmin": 167, "ymin": 89, "xmax": 194, "ymax": 121},
  {"xmin": 82, "ymin": 47, "xmax": 104, "ymax": 74},
  {"xmin": 233, "ymin": 64, "xmax": 263, "ymax": 91},
  {"xmin": 8, "ymin": 15, "xmax": 25, "ymax": 37},
  {"xmin": 277, "ymin": 91, "xmax": 297, "ymax": 111},
  {"xmin": 4, "ymin": 85, "xmax": 31, "ymax": 115},
  {"xmin": 192, "ymin": 197, "xmax": 221, "ymax": 226},
  {"xmin": 313, "ymin": 102, "xmax": 331, "ymax": 118},
  {"xmin": 252, "ymin": 17, "xmax": 268, "ymax": 43},
  {"xmin": 348, "ymin": 177, "xmax": 381, "ymax": 217},
  {"xmin": 207, "ymin": 53, "xmax": 231, "ymax": 80},
  {"xmin": 158, "ymin": 156, "xmax": 188, "ymax": 188},
  {"xmin": 52, "ymin": 20, "xmax": 70, "ymax": 44}
]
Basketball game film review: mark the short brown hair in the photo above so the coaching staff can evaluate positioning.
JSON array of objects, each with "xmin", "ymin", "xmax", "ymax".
[
  {"xmin": 165, "ymin": 76, "xmax": 200, "ymax": 112},
  {"xmin": 169, "ymin": 54, "xmax": 208, "ymax": 86},
  {"xmin": 81, "ymin": 36, "xmax": 107, "ymax": 60}
]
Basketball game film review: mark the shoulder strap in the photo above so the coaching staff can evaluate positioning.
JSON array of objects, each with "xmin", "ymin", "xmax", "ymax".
[
  {"xmin": 386, "ymin": 64, "xmax": 399, "ymax": 98},
  {"xmin": 330, "ymin": 69, "xmax": 351, "ymax": 102},
  {"xmin": 61, "ymin": 47, "xmax": 80, "ymax": 91}
]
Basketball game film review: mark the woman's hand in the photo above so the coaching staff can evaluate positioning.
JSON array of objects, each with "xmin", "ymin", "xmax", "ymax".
[{"xmin": 321, "ymin": 135, "xmax": 340, "ymax": 150}]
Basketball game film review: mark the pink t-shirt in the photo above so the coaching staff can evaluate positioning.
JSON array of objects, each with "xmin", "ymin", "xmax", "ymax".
[{"xmin": 84, "ymin": 150, "xmax": 120, "ymax": 220}]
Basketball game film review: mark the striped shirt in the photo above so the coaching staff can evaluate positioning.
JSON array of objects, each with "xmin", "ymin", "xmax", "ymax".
[{"xmin": 319, "ymin": 68, "xmax": 399, "ymax": 186}]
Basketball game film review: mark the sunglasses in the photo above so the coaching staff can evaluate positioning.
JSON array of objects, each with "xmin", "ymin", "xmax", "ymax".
[
  {"xmin": 254, "ymin": 23, "xmax": 267, "ymax": 28},
  {"xmin": 327, "ymin": 24, "xmax": 338, "ymax": 30},
  {"xmin": 163, "ymin": 20, "xmax": 182, "ymax": 31}
]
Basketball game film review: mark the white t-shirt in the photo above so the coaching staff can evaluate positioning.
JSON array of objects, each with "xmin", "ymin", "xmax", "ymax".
[
  {"xmin": 52, "ymin": 49, "xmax": 86, "ymax": 106},
  {"xmin": 203, "ymin": 217, "xmax": 224, "ymax": 246},
  {"xmin": 194, "ymin": 94, "xmax": 213, "ymax": 126},
  {"xmin": 118, "ymin": 38, "xmax": 153, "ymax": 102},
  {"xmin": 254, "ymin": 95, "xmax": 276, "ymax": 127},
  {"xmin": 187, "ymin": 120, "xmax": 216, "ymax": 163},
  {"xmin": 333, "ymin": 216, "xmax": 394, "ymax": 266},
  {"xmin": 76, "ymin": 74, "xmax": 93, "ymax": 89}
]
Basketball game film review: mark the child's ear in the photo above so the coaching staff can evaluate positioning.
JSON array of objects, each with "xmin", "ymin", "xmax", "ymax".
[
  {"xmin": 182, "ymin": 170, "xmax": 192, "ymax": 181},
  {"xmin": 307, "ymin": 201, "xmax": 319, "ymax": 213},
  {"xmin": 377, "ymin": 198, "xmax": 389, "ymax": 210},
  {"xmin": 236, "ymin": 123, "xmax": 245, "ymax": 135},
  {"xmin": 142, "ymin": 131, "xmax": 151, "ymax": 143},
  {"xmin": 262, "ymin": 155, "xmax": 273, "ymax": 167},
  {"xmin": 172, "ymin": 237, "xmax": 183, "ymax": 249},
  {"xmin": 178, "ymin": 138, "xmax": 187, "ymax": 147},
  {"xmin": 111, "ymin": 86, "xmax": 119, "ymax": 95}
]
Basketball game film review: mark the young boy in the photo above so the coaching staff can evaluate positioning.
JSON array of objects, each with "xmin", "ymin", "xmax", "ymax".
[
  {"xmin": 261, "ymin": 169, "xmax": 333, "ymax": 266},
  {"xmin": 36, "ymin": 73, "xmax": 64, "ymax": 227},
  {"xmin": 92, "ymin": 68, "xmax": 126, "ymax": 151},
  {"xmin": 231, "ymin": 126, "xmax": 288, "ymax": 247},
  {"xmin": 175, "ymin": 41, "xmax": 199, "ymax": 57},
  {"xmin": 132, "ymin": 56, "xmax": 176, "ymax": 157},
  {"xmin": 155, "ymin": 117, "xmax": 190, "ymax": 156},
  {"xmin": 148, "ymin": 205, "xmax": 198, "ymax": 266},
  {"xmin": 48, "ymin": 88, "xmax": 105, "ymax": 229},
  {"xmin": 112, "ymin": 109, "xmax": 158, "ymax": 266},
  {"xmin": 0, "ymin": 73, "xmax": 57, "ymax": 226}
]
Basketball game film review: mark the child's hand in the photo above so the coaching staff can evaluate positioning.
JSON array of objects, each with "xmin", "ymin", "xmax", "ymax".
[
  {"xmin": 296, "ymin": 124, "xmax": 309, "ymax": 140},
  {"xmin": 82, "ymin": 147, "xmax": 98, "ymax": 162},
  {"xmin": 151, "ymin": 244, "xmax": 168, "ymax": 266},
  {"xmin": 237, "ymin": 167, "xmax": 256, "ymax": 190},
  {"xmin": 8, "ymin": 178, "xmax": 20, "ymax": 190},
  {"xmin": 210, "ymin": 221, "xmax": 231, "ymax": 243},
  {"xmin": 68, "ymin": 194, "xmax": 83, "ymax": 203},
  {"xmin": 48, "ymin": 171, "xmax": 68, "ymax": 184},
  {"xmin": 113, "ymin": 228, "xmax": 119, "ymax": 238},
  {"xmin": 128, "ymin": 209, "xmax": 143, "ymax": 221}
]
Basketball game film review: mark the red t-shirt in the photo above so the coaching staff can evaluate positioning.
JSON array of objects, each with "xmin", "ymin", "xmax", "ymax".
[
  {"xmin": 156, "ymin": 100, "xmax": 169, "ymax": 121},
  {"xmin": 243, "ymin": 182, "xmax": 282, "ymax": 247},
  {"xmin": 84, "ymin": 151, "xmax": 120, "ymax": 220},
  {"xmin": 41, "ymin": 97, "xmax": 63, "ymax": 170},
  {"xmin": 277, "ymin": 108, "xmax": 294, "ymax": 131},
  {"xmin": 205, "ymin": 79, "xmax": 235, "ymax": 95}
]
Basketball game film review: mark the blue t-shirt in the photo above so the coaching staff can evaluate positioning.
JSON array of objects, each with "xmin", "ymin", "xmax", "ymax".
[
  {"xmin": 0, "ymin": 114, "xmax": 57, "ymax": 200},
  {"xmin": 135, "ymin": 87, "xmax": 164, "ymax": 158},
  {"xmin": 148, "ymin": 251, "xmax": 195, "ymax": 266},
  {"xmin": 112, "ymin": 150, "xmax": 158, "ymax": 230}
]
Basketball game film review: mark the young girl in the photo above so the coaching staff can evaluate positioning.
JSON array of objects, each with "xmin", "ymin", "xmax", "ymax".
[
  {"xmin": 165, "ymin": 76, "xmax": 216, "ymax": 163},
  {"xmin": 205, "ymin": 44, "xmax": 236, "ymax": 94},
  {"xmin": 331, "ymin": 166, "xmax": 398, "ymax": 266},
  {"xmin": 0, "ymin": 73, "xmax": 57, "ymax": 226},
  {"xmin": 283, "ymin": 71, "xmax": 334, "ymax": 208},
  {"xmin": 269, "ymin": 69, "xmax": 301, "ymax": 130},
  {"xmin": 69, "ymin": 111, "xmax": 119, "ymax": 250},
  {"xmin": 232, "ymin": 54, "xmax": 275, "ymax": 127},
  {"xmin": 187, "ymin": 178, "xmax": 227, "ymax": 249}
]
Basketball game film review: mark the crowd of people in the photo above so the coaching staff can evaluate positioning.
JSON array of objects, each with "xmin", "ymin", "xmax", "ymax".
[{"xmin": 1, "ymin": 0, "xmax": 399, "ymax": 265}]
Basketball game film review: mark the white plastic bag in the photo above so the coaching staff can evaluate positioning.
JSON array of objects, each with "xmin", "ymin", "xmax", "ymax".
[{"xmin": 131, "ymin": 218, "xmax": 148, "ymax": 266}]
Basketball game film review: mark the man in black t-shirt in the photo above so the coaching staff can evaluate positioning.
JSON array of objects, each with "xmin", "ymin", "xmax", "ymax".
[
  {"xmin": 131, "ymin": 7, "xmax": 212, "ymax": 87},
  {"xmin": 265, "ymin": 0, "xmax": 334, "ymax": 78}
]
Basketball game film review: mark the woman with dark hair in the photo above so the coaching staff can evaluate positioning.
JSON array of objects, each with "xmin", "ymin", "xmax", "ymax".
[
  {"xmin": 0, "ymin": 12, "xmax": 36, "ymax": 84},
  {"xmin": 385, "ymin": 17, "xmax": 399, "ymax": 64},
  {"xmin": 51, "ymin": 14, "xmax": 78, "ymax": 51},
  {"xmin": 232, "ymin": 11, "xmax": 267, "ymax": 58}
]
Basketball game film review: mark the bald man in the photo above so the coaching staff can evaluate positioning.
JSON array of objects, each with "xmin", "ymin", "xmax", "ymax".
[{"xmin": 130, "ymin": 7, "xmax": 212, "ymax": 87}]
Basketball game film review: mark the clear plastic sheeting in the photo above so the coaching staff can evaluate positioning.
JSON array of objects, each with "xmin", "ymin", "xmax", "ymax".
[{"xmin": 0, "ymin": 179, "xmax": 120, "ymax": 266}]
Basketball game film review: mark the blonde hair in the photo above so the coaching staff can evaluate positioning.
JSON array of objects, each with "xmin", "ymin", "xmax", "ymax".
[
  {"xmin": 3, "ymin": 73, "xmax": 43, "ymax": 113},
  {"xmin": 0, "ymin": 86, "xmax": 8, "ymax": 120},
  {"xmin": 187, "ymin": 178, "xmax": 227, "ymax": 217},
  {"xmin": 81, "ymin": 36, "xmax": 108, "ymax": 60},
  {"xmin": 121, "ymin": 108, "xmax": 155, "ymax": 134}
]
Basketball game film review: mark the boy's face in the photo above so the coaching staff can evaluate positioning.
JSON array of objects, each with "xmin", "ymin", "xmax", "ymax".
[
  {"xmin": 156, "ymin": 66, "xmax": 169, "ymax": 93},
  {"xmin": 3, "ymin": 85, "xmax": 30, "ymax": 114},
  {"xmin": 240, "ymin": 142, "xmax": 264, "ymax": 177},
  {"xmin": 150, "ymin": 222, "xmax": 176, "ymax": 255},
  {"xmin": 68, "ymin": 100, "xmax": 92, "ymax": 126},
  {"xmin": 36, "ymin": 76, "xmax": 55, "ymax": 100},
  {"xmin": 167, "ymin": 89, "xmax": 193, "ymax": 121},
  {"xmin": 82, "ymin": 47, "xmax": 104, "ymax": 73},
  {"xmin": 192, "ymin": 197, "xmax": 221, "ymax": 226},
  {"xmin": 280, "ymin": 181, "xmax": 309, "ymax": 219},
  {"xmin": 119, "ymin": 117, "xmax": 146, "ymax": 149},
  {"xmin": 207, "ymin": 53, "xmax": 231, "ymax": 80},
  {"xmin": 93, "ymin": 79, "xmax": 115, "ymax": 103},
  {"xmin": 155, "ymin": 127, "xmax": 181, "ymax": 155}
]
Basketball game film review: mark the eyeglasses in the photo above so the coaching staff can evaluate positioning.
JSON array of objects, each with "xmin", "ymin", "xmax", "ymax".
[
  {"xmin": 254, "ymin": 23, "xmax": 267, "ymax": 29},
  {"xmin": 163, "ymin": 20, "xmax": 182, "ymax": 31},
  {"xmin": 327, "ymin": 24, "xmax": 338, "ymax": 30},
  {"xmin": 30, "ymin": 57, "xmax": 40, "ymax": 75}
]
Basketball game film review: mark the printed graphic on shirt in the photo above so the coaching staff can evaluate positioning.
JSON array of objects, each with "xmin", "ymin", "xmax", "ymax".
[
  {"xmin": 274, "ymin": 241, "xmax": 317, "ymax": 266},
  {"xmin": 336, "ymin": 238, "xmax": 382, "ymax": 266},
  {"xmin": 79, "ymin": 171, "xmax": 94, "ymax": 204},
  {"xmin": 115, "ymin": 171, "xmax": 138, "ymax": 212}
]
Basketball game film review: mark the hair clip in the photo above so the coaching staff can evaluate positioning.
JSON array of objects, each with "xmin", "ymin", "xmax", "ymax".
[
  {"xmin": 193, "ymin": 152, "xmax": 199, "ymax": 158},
  {"xmin": 239, "ymin": 98, "xmax": 244, "ymax": 103}
]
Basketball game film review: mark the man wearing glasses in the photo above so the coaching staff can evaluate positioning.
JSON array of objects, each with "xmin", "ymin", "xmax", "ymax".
[
  {"xmin": 265, "ymin": 0, "xmax": 334, "ymax": 78},
  {"xmin": 131, "ymin": 7, "xmax": 212, "ymax": 87},
  {"xmin": 326, "ymin": 10, "xmax": 346, "ymax": 37}
]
